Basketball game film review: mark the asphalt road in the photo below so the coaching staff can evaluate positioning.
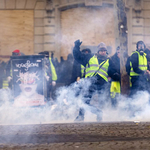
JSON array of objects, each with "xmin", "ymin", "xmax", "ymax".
[{"xmin": 0, "ymin": 122, "xmax": 150, "ymax": 149}]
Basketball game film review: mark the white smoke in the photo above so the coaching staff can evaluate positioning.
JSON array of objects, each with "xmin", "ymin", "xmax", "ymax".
[{"xmin": 0, "ymin": 79, "xmax": 150, "ymax": 125}]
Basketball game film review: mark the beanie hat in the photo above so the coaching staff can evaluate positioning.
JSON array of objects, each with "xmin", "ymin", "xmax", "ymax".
[
  {"xmin": 97, "ymin": 42, "xmax": 107, "ymax": 49},
  {"xmin": 97, "ymin": 42, "xmax": 107, "ymax": 52},
  {"xmin": 13, "ymin": 49, "xmax": 20, "ymax": 53},
  {"xmin": 12, "ymin": 49, "xmax": 21, "ymax": 56}
]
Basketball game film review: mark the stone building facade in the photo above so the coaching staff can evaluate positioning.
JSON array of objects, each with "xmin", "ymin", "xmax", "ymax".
[{"xmin": 0, "ymin": 0, "xmax": 149, "ymax": 61}]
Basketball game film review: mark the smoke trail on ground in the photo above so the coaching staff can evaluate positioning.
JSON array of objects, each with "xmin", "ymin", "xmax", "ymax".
[{"xmin": 0, "ymin": 78, "xmax": 150, "ymax": 125}]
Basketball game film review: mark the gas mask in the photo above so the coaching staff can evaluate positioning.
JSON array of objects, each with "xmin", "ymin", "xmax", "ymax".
[{"xmin": 139, "ymin": 48, "xmax": 144, "ymax": 55}]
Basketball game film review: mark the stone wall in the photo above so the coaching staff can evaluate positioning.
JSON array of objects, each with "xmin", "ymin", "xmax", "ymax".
[
  {"xmin": 126, "ymin": 0, "xmax": 150, "ymax": 55},
  {"xmin": 0, "ymin": 0, "xmax": 119, "ymax": 61},
  {"xmin": 60, "ymin": 6, "xmax": 116, "ymax": 59},
  {"xmin": 1, "ymin": 0, "xmax": 150, "ymax": 60}
]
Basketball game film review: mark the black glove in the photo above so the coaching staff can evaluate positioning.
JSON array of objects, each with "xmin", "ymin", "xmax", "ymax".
[
  {"xmin": 113, "ymin": 72, "xmax": 121, "ymax": 81},
  {"xmin": 74, "ymin": 39, "xmax": 82, "ymax": 47}
]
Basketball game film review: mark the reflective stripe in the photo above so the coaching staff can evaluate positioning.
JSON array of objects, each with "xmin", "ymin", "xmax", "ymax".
[
  {"xmin": 86, "ymin": 70, "xmax": 97, "ymax": 74},
  {"xmin": 97, "ymin": 71, "xmax": 108, "ymax": 78},
  {"xmin": 101, "ymin": 67, "xmax": 107, "ymax": 72},
  {"xmin": 139, "ymin": 65, "xmax": 147, "ymax": 67},
  {"xmin": 130, "ymin": 51, "xmax": 147, "ymax": 76},
  {"xmin": 2, "ymin": 80, "xmax": 9, "ymax": 89},
  {"xmin": 85, "ymin": 55, "xmax": 99, "ymax": 78},
  {"xmin": 97, "ymin": 59, "xmax": 109, "ymax": 82},
  {"xmin": 89, "ymin": 64, "xmax": 99, "ymax": 67},
  {"xmin": 81, "ymin": 65, "xmax": 85, "ymax": 78}
]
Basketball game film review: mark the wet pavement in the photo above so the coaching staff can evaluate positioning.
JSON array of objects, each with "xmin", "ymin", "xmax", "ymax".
[{"xmin": 0, "ymin": 122, "xmax": 150, "ymax": 149}]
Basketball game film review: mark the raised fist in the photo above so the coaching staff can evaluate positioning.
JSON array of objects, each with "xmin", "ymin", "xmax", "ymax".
[{"xmin": 74, "ymin": 39, "xmax": 82, "ymax": 47}]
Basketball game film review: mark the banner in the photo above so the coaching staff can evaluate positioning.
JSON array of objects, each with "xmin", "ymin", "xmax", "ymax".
[{"xmin": 11, "ymin": 55, "xmax": 46, "ymax": 107}]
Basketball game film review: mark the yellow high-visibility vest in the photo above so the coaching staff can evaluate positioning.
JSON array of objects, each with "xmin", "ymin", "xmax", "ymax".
[
  {"xmin": 85, "ymin": 55, "xmax": 109, "ymax": 82},
  {"xmin": 81, "ymin": 65, "xmax": 85, "ymax": 78},
  {"xmin": 2, "ymin": 79, "xmax": 9, "ymax": 89},
  {"xmin": 97, "ymin": 59, "xmax": 109, "ymax": 82},
  {"xmin": 85, "ymin": 55, "xmax": 99, "ymax": 78},
  {"xmin": 130, "ymin": 51, "xmax": 147, "ymax": 76},
  {"xmin": 49, "ymin": 58, "xmax": 57, "ymax": 81},
  {"xmin": 110, "ymin": 81, "xmax": 121, "ymax": 98}
]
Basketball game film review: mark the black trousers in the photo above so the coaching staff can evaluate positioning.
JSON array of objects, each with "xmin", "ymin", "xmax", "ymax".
[
  {"xmin": 130, "ymin": 75, "xmax": 149, "ymax": 96},
  {"xmin": 75, "ymin": 77, "xmax": 107, "ymax": 121}
]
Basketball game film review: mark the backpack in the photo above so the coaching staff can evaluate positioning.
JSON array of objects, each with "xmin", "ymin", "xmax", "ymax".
[{"xmin": 125, "ymin": 56, "xmax": 131, "ymax": 76}]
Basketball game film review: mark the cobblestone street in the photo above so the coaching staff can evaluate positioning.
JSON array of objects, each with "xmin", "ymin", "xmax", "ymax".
[{"xmin": 0, "ymin": 122, "xmax": 150, "ymax": 149}]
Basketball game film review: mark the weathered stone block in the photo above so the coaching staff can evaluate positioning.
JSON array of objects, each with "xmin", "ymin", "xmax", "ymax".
[
  {"xmin": 143, "ymin": 10, "xmax": 150, "ymax": 18},
  {"xmin": 35, "ymin": 27, "xmax": 44, "ymax": 35},
  {"xmin": 44, "ymin": 35, "xmax": 55, "ymax": 43},
  {"xmin": 34, "ymin": 44, "xmax": 44, "ymax": 53},
  {"xmin": 34, "ymin": 10, "xmax": 44, "ymax": 18},
  {"xmin": 144, "ymin": 19, "xmax": 150, "ymax": 27},
  {"xmin": 44, "ymin": 43, "xmax": 55, "ymax": 51},
  {"xmin": 132, "ymin": 18, "xmax": 143, "ymax": 26},
  {"xmin": 60, "ymin": 0, "xmax": 68, "ymax": 4},
  {"xmin": 44, "ymin": 18, "xmax": 55, "ymax": 26},
  {"xmin": 0, "ymin": 0, "xmax": 5, "ymax": 9},
  {"xmin": 44, "ymin": 26, "xmax": 55, "ymax": 34},
  {"xmin": 35, "ymin": 18, "xmax": 44, "ymax": 26},
  {"xmin": 143, "ymin": 1, "xmax": 150, "ymax": 10},
  {"xmin": 26, "ymin": 0, "xmax": 36, "ymax": 9},
  {"xmin": 35, "ymin": 2, "xmax": 46, "ymax": 10},
  {"xmin": 132, "ymin": 27, "xmax": 143, "ymax": 34},
  {"xmin": 132, "ymin": 35, "xmax": 144, "ymax": 43},
  {"xmin": 144, "ymin": 36, "xmax": 150, "ymax": 44},
  {"xmin": 34, "ymin": 35, "xmax": 44, "ymax": 43},
  {"xmin": 16, "ymin": 0, "xmax": 26, "ymax": 9},
  {"xmin": 144, "ymin": 27, "xmax": 150, "ymax": 35},
  {"xmin": 6, "ymin": 0, "xmax": 15, "ymax": 9}
]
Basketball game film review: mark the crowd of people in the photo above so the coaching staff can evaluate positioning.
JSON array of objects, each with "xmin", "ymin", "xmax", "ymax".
[{"xmin": 0, "ymin": 40, "xmax": 150, "ymax": 121}]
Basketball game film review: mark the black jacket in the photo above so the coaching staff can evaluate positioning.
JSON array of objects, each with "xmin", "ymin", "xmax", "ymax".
[
  {"xmin": 71, "ymin": 60, "xmax": 81, "ymax": 83},
  {"xmin": 73, "ymin": 45, "xmax": 94, "ymax": 67},
  {"xmin": 73, "ymin": 45, "xmax": 119, "ymax": 82},
  {"xmin": 108, "ymin": 53, "xmax": 121, "ymax": 82},
  {"xmin": 130, "ymin": 50, "xmax": 148, "ymax": 75}
]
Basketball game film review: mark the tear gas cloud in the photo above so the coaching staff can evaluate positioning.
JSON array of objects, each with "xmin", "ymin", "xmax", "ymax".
[{"xmin": 0, "ymin": 78, "xmax": 150, "ymax": 125}]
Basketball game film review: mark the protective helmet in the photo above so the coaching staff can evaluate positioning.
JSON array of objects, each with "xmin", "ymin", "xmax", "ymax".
[{"xmin": 136, "ymin": 41, "xmax": 145, "ymax": 49}]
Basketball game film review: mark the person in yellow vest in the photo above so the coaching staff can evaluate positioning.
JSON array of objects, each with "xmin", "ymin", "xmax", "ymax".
[
  {"xmin": 129, "ymin": 41, "xmax": 149, "ymax": 96},
  {"xmin": 38, "ymin": 51, "xmax": 57, "ymax": 101},
  {"xmin": 108, "ymin": 46, "xmax": 121, "ymax": 107},
  {"xmin": 73, "ymin": 40, "xmax": 119, "ymax": 121},
  {"xmin": 71, "ymin": 48, "xmax": 91, "ymax": 84}
]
